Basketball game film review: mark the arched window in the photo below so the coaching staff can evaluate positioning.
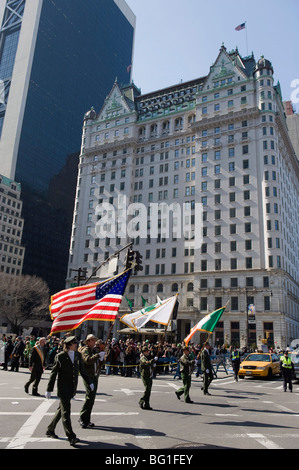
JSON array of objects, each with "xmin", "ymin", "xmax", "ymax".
[
  {"xmin": 143, "ymin": 284, "xmax": 149, "ymax": 293},
  {"xmin": 129, "ymin": 285, "xmax": 135, "ymax": 293},
  {"xmin": 150, "ymin": 123, "xmax": 157, "ymax": 135},
  {"xmin": 187, "ymin": 282, "xmax": 194, "ymax": 292},
  {"xmin": 157, "ymin": 283, "xmax": 163, "ymax": 293},
  {"xmin": 171, "ymin": 283, "xmax": 178, "ymax": 292}
]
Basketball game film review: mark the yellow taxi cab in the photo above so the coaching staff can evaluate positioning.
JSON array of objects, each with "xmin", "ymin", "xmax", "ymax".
[{"xmin": 238, "ymin": 352, "xmax": 280, "ymax": 379}]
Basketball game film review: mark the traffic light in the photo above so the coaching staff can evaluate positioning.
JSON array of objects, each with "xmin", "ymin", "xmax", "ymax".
[
  {"xmin": 134, "ymin": 251, "xmax": 143, "ymax": 275},
  {"xmin": 124, "ymin": 248, "xmax": 135, "ymax": 270}
]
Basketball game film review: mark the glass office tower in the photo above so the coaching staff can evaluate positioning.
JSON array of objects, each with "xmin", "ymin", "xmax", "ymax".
[{"xmin": 0, "ymin": 0, "xmax": 135, "ymax": 293}]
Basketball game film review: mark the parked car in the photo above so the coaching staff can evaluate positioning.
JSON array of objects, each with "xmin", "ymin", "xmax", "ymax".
[
  {"xmin": 290, "ymin": 351, "xmax": 299, "ymax": 380},
  {"xmin": 238, "ymin": 352, "xmax": 280, "ymax": 379}
]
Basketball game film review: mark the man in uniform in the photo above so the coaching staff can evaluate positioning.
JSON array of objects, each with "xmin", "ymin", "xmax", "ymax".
[
  {"xmin": 280, "ymin": 350, "xmax": 294, "ymax": 392},
  {"xmin": 230, "ymin": 346, "xmax": 241, "ymax": 381},
  {"xmin": 79, "ymin": 334, "xmax": 105, "ymax": 428},
  {"xmin": 45, "ymin": 336, "xmax": 93, "ymax": 446},
  {"xmin": 175, "ymin": 345, "xmax": 195, "ymax": 403},
  {"xmin": 24, "ymin": 337, "xmax": 46, "ymax": 396},
  {"xmin": 201, "ymin": 341, "xmax": 213, "ymax": 395},
  {"xmin": 139, "ymin": 346, "xmax": 158, "ymax": 410}
]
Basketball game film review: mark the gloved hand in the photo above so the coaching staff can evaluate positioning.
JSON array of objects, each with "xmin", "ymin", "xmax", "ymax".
[
  {"xmin": 45, "ymin": 391, "xmax": 51, "ymax": 399},
  {"xmin": 206, "ymin": 369, "xmax": 209, "ymax": 373},
  {"xmin": 99, "ymin": 351, "xmax": 105, "ymax": 361},
  {"xmin": 154, "ymin": 356, "xmax": 158, "ymax": 361},
  {"xmin": 90, "ymin": 383, "xmax": 95, "ymax": 392}
]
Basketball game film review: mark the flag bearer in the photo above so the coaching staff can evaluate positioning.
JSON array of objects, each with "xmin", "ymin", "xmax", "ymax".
[
  {"xmin": 45, "ymin": 336, "xmax": 93, "ymax": 447},
  {"xmin": 79, "ymin": 334, "xmax": 105, "ymax": 428},
  {"xmin": 175, "ymin": 345, "xmax": 195, "ymax": 403},
  {"xmin": 139, "ymin": 346, "xmax": 158, "ymax": 410},
  {"xmin": 201, "ymin": 342, "xmax": 213, "ymax": 395}
]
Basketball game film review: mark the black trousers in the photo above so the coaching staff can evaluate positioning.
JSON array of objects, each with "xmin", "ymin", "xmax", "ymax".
[
  {"xmin": 232, "ymin": 360, "xmax": 240, "ymax": 379},
  {"xmin": 282, "ymin": 369, "xmax": 293, "ymax": 391},
  {"xmin": 25, "ymin": 367, "xmax": 43, "ymax": 394},
  {"xmin": 80, "ymin": 376, "xmax": 98, "ymax": 424},
  {"xmin": 47, "ymin": 396, "xmax": 76, "ymax": 440}
]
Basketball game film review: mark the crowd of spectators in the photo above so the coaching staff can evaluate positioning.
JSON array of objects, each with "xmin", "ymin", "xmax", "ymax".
[{"xmin": 1, "ymin": 333, "xmax": 232, "ymax": 377}]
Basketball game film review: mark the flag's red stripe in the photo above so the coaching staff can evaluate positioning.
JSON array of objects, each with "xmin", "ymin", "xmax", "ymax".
[
  {"xmin": 51, "ymin": 298, "xmax": 121, "ymax": 317},
  {"xmin": 50, "ymin": 313, "xmax": 118, "ymax": 333},
  {"xmin": 52, "ymin": 307, "xmax": 121, "ymax": 324}
]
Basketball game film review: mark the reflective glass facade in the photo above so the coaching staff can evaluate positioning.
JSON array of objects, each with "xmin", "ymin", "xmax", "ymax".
[
  {"xmin": 0, "ymin": 0, "xmax": 26, "ymax": 136},
  {"xmin": 5, "ymin": 0, "xmax": 135, "ymax": 293}
]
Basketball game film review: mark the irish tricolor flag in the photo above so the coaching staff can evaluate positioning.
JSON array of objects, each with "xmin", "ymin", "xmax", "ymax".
[{"xmin": 184, "ymin": 307, "xmax": 226, "ymax": 345}]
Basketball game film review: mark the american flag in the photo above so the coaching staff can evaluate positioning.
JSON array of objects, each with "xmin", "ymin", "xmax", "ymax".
[
  {"xmin": 49, "ymin": 269, "xmax": 131, "ymax": 335},
  {"xmin": 235, "ymin": 22, "xmax": 246, "ymax": 31}
]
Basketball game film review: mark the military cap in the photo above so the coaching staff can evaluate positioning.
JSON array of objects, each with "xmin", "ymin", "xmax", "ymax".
[
  {"xmin": 142, "ymin": 346, "xmax": 149, "ymax": 352},
  {"xmin": 182, "ymin": 345, "xmax": 190, "ymax": 351},
  {"xmin": 64, "ymin": 336, "xmax": 77, "ymax": 345}
]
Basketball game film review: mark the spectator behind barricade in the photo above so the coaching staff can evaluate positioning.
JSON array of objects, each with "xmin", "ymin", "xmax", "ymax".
[
  {"xmin": 47, "ymin": 339, "xmax": 60, "ymax": 368},
  {"xmin": 125, "ymin": 343, "xmax": 135, "ymax": 377},
  {"xmin": 111, "ymin": 339, "xmax": 120, "ymax": 375},
  {"xmin": 119, "ymin": 340, "xmax": 125, "ymax": 376},
  {"xmin": 96, "ymin": 339, "xmax": 105, "ymax": 352},
  {"xmin": 105, "ymin": 339, "xmax": 112, "ymax": 375},
  {"xmin": 2, "ymin": 336, "xmax": 14, "ymax": 370},
  {"xmin": 173, "ymin": 343, "xmax": 183, "ymax": 379},
  {"xmin": 135, "ymin": 343, "xmax": 141, "ymax": 378},
  {"xmin": 23, "ymin": 340, "xmax": 31, "ymax": 367},
  {"xmin": 24, "ymin": 335, "xmax": 36, "ymax": 367},
  {"xmin": 10, "ymin": 336, "xmax": 25, "ymax": 372}
]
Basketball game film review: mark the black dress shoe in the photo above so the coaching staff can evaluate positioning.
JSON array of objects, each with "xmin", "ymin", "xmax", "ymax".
[
  {"xmin": 24, "ymin": 384, "xmax": 29, "ymax": 394},
  {"xmin": 69, "ymin": 437, "xmax": 80, "ymax": 446},
  {"xmin": 185, "ymin": 400, "xmax": 194, "ymax": 403},
  {"xmin": 46, "ymin": 430, "xmax": 59, "ymax": 439},
  {"xmin": 139, "ymin": 401, "xmax": 144, "ymax": 409},
  {"xmin": 79, "ymin": 419, "xmax": 95, "ymax": 428},
  {"xmin": 175, "ymin": 391, "xmax": 181, "ymax": 400},
  {"xmin": 143, "ymin": 405, "xmax": 153, "ymax": 410}
]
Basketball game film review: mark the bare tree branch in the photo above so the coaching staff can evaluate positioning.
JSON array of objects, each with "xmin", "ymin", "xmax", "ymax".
[{"xmin": 0, "ymin": 274, "xmax": 50, "ymax": 334}]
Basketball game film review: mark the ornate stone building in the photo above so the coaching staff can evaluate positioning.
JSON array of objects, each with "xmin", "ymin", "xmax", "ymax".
[{"xmin": 68, "ymin": 45, "xmax": 299, "ymax": 349}]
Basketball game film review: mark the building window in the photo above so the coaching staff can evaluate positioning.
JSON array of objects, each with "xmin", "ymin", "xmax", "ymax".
[
  {"xmin": 264, "ymin": 296, "xmax": 271, "ymax": 311},
  {"xmin": 231, "ymin": 322, "xmax": 240, "ymax": 346},
  {"xmin": 200, "ymin": 297, "xmax": 208, "ymax": 310},
  {"xmin": 231, "ymin": 297, "xmax": 239, "ymax": 310}
]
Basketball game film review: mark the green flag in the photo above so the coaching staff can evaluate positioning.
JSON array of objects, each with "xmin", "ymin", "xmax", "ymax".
[
  {"xmin": 184, "ymin": 307, "xmax": 226, "ymax": 345},
  {"xmin": 126, "ymin": 297, "xmax": 133, "ymax": 311}
]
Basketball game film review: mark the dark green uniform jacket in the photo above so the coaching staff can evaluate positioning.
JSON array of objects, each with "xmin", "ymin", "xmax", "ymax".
[
  {"xmin": 179, "ymin": 353, "xmax": 194, "ymax": 375},
  {"xmin": 201, "ymin": 348, "xmax": 212, "ymax": 372},
  {"xmin": 139, "ymin": 355, "xmax": 155, "ymax": 378},
  {"xmin": 47, "ymin": 350, "xmax": 91, "ymax": 398},
  {"xmin": 80, "ymin": 346, "xmax": 103, "ymax": 377}
]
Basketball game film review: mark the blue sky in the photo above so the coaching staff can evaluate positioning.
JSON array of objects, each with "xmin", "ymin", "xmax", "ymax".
[{"xmin": 125, "ymin": 0, "xmax": 299, "ymax": 109}]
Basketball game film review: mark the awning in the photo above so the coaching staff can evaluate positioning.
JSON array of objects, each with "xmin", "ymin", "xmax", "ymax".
[{"xmin": 117, "ymin": 328, "xmax": 167, "ymax": 335}]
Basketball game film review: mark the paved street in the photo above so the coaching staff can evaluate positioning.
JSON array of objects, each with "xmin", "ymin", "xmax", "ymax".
[{"xmin": 0, "ymin": 366, "xmax": 299, "ymax": 452}]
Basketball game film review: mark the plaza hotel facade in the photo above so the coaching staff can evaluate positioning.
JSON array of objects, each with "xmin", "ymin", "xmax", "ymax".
[{"xmin": 67, "ymin": 45, "xmax": 299, "ymax": 349}]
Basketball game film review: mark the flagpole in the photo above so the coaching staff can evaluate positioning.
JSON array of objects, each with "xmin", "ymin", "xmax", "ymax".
[
  {"xmin": 83, "ymin": 242, "xmax": 133, "ymax": 285},
  {"xmin": 245, "ymin": 22, "xmax": 248, "ymax": 55}
]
